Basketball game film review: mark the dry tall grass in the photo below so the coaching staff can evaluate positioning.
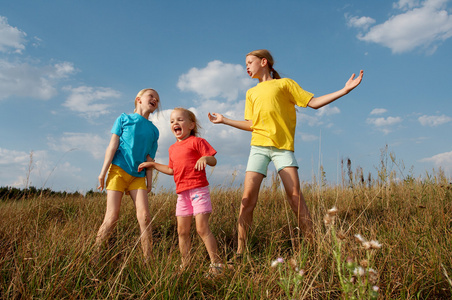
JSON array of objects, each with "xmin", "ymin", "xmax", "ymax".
[{"xmin": 1, "ymin": 169, "xmax": 451, "ymax": 299}]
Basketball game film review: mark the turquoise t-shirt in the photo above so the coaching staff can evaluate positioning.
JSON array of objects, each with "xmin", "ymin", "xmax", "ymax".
[{"xmin": 111, "ymin": 113, "xmax": 159, "ymax": 177}]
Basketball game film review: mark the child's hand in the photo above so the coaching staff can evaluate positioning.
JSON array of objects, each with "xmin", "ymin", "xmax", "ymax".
[
  {"xmin": 97, "ymin": 175, "xmax": 105, "ymax": 191},
  {"xmin": 208, "ymin": 112, "xmax": 224, "ymax": 124},
  {"xmin": 195, "ymin": 157, "xmax": 208, "ymax": 171},
  {"xmin": 344, "ymin": 70, "xmax": 364, "ymax": 92},
  {"xmin": 138, "ymin": 162, "xmax": 153, "ymax": 172}
]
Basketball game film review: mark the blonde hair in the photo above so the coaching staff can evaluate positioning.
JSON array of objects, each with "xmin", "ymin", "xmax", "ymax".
[
  {"xmin": 173, "ymin": 107, "xmax": 201, "ymax": 137},
  {"xmin": 134, "ymin": 88, "xmax": 160, "ymax": 113},
  {"xmin": 246, "ymin": 49, "xmax": 281, "ymax": 79}
]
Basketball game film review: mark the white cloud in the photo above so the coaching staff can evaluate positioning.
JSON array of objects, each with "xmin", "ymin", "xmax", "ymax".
[
  {"xmin": 420, "ymin": 150, "xmax": 452, "ymax": 174},
  {"xmin": 47, "ymin": 132, "xmax": 107, "ymax": 159},
  {"xmin": 177, "ymin": 60, "xmax": 254, "ymax": 101},
  {"xmin": 366, "ymin": 116, "xmax": 403, "ymax": 133},
  {"xmin": 370, "ymin": 108, "xmax": 388, "ymax": 115},
  {"xmin": 0, "ymin": 16, "xmax": 78, "ymax": 101},
  {"xmin": 418, "ymin": 114, "xmax": 452, "ymax": 126},
  {"xmin": 0, "ymin": 16, "xmax": 26, "ymax": 53},
  {"xmin": 300, "ymin": 112, "xmax": 324, "ymax": 127},
  {"xmin": 349, "ymin": 0, "xmax": 452, "ymax": 54},
  {"xmin": 316, "ymin": 106, "xmax": 340, "ymax": 117},
  {"xmin": 0, "ymin": 148, "xmax": 51, "ymax": 188},
  {"xmin": 0, "ymin": 60, "xmax": 77, "ymax": 100},
  {"xmin": 394, "ymin": 0, "xmax": 422, "ymax": 10},
  {"xmin": 62, "ymin": 86, "xmax": 121, "ymax": 118},
  {"xmin": 346, "ymin": 15, "xmax": 376, "ymax": 30},
  {"xmin": 300, "ymin": 132, "xmax": 319, "ymax": 142},
  {"xmin": 0, "ymin": 147, "xmax": 31, "ymax": 165}
]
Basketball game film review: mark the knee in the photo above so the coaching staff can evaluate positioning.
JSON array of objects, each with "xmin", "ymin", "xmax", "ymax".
[
  {"xmin": 241, "ymin": 196, "xmax": 257, "ymax": 213},
  {"xmin": 102, "ymin": 215, "xmax": 119, "ymax": 229},
  {"xmin": 196, "ymin": 224, "xmax": 211, "ymax": 238},
  {"xmin": 136, "ymin": 211, "xmax": 151, "ymax": 226},
  {"xmin": 178, "ymin": 226, "xmax": 191, "ymax": 238}
]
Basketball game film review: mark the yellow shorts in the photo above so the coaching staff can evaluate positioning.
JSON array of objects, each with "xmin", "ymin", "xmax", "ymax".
[{"xmin": 106, "ymin": 164, "xmax": 147, "ymax": 193}]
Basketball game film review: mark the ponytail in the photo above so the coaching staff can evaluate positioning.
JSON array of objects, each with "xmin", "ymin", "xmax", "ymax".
[{"xmin": 270, "ymin": 67, "xmax": 281, "ymax": 79}]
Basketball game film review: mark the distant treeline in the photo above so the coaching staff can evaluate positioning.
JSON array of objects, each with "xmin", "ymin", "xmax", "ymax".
[{"xmin": 0, "ymin": 186, "xmax": 104, "ymax": 201}]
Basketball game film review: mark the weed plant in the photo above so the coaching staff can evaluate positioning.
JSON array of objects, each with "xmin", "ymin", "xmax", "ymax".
[{"xmin": 1, "ymin": 164, "xmax": 451, "ymax": 299}]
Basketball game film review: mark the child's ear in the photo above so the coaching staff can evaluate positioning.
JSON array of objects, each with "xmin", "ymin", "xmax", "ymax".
[{"xmin": 260, "ymin": 58, "xmax": 268, "ymax": 67}]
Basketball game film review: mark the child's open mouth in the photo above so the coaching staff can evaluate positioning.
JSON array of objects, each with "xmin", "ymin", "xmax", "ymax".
[{"xmin": 173, "ymin": 126, "xmax": 182, "ymax": 135}]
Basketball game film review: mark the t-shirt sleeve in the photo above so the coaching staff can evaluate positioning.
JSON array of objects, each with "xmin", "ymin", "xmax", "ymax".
[
  {"xmin": 286, "ymin": 78, "xmax": 314, "ymax": 108},
  {"xmin": 111, "ymin": 114, "xmax": 124, "ymax": 136},
  {"xmin": 197, "ymin": 138, "xmax": 217, "ymax": 157}
]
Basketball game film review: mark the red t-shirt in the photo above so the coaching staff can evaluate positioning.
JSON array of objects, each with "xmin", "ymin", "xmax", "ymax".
[{"xmin": 168, "ymin": 136, "xmax": 217, "ymax": 194}]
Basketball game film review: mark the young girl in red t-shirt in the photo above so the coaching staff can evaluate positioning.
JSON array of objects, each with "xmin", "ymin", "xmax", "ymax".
[{"xmin": 139, "ymin": 107, "xmax": 224, "ymax": 275}]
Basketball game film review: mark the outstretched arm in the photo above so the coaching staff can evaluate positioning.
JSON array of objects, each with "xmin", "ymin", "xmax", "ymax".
[
  {"xmin": 208, "ymin": 112, "xmax": 253, "ymax": 131},
  {"xmin": 138, "ymin": 161, "xmax": 174, "ymax": 176},
  {"xmin": 98, "ymin": 134, "xmax": 120, "ymax": 191},
  {"xmin": 307, "ymin": 70, "xmax": 364, "ymax": 109}
]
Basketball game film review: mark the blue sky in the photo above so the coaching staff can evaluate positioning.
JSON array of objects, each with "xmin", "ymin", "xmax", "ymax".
[{"xmin": 1, "ymin": 0, "xmax": 451, "ymax": 193}]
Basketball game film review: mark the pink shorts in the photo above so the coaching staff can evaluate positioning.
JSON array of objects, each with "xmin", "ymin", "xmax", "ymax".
[{"xmin": 176, "ymin": 186, "xmax": 212, "ymax": 217}]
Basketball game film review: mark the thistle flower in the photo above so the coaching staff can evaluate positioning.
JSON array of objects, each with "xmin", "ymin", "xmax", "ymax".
[
  {"xmin": 362, "ymin": 241, "xmax": 372, "ymax": 250},
  {"xmin": 289, "ymin": 258, "xmax": 297, "ymax": 270},
  {"xmin": 271, "ymin": 257, "xmax": 284, "ymax": 268},
  {"xmin": 368, "ymin": 268, "xmax": 378, "ymax": 284},
  {"xmin": 353, "ymin": 266, "xmax": 365, "ymax": 277},
  {"xmin": 369, "ymin": 240, "xmax": 382, "ymax": 249},
  {"xmin": 354, "ymin": 234, "xmax": 366, "ymax": 244},
  {"xmin": 324, "ymin": 206, "xmax": 338, "ymax": 226},
  {"xmin": 360, "ymin": 259, "xmax": 369, "ymax": 268},
  {"xmin": 327, "ymin": 206, "xmax": 338, "ymax": 215}
]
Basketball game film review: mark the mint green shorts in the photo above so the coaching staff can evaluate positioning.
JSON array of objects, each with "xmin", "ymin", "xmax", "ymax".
[{"xmin": 246, "ymin": 146, "xmax": 299, "ymax": 177}]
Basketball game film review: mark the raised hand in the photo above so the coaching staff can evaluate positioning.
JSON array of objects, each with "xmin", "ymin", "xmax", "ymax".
[
  {"xmin": 208, "ymin": 112, "xmax": 224, "ymax": 124},
  {"xmin": 344, "ymin": 70, "xmax": 364, "ymax": 93}
]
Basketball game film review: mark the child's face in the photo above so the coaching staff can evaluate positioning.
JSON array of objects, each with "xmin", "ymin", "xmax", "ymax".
[
  {"xmin": 245, "ymin": 55, "xmax": 266, "ymax": 79},
  {"xmin": 138, "ymin": 90, "xmax": 159, "ymax": 113},
  {"xmin": 170, "ymin": 110, "xmax": 194, "ymax": 141}
]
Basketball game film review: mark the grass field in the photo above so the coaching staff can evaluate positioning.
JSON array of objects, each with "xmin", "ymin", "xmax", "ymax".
[{"xmin": 1, "ymin": 162, "xmax": 451, "ymax": 299}]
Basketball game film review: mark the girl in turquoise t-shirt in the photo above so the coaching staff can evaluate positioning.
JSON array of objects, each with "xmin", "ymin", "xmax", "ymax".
[
  {"xmin": 208, "ymin": 49, "xmax": 363, "ymax": 258},
  {"xmin": 95, "ymin": 88, "xmax": 160, "ymax": 260}
]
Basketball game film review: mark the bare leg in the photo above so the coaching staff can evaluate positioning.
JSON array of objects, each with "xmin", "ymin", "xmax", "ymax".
[
  {"xmin": 237, "ymin": 171, "xmax": 264, "ymax": 255},
  {"xmin": 129, "ymin": 189, "xmax": 153, "ymax": 259},
  {"xmin": 95, "ymin": 190, "xmax": 123, "ymax": 249},
  {"xmin": 195, "ymin": 213, "xmax": 221, "ymax": 264},
  {"xmin": 278, "ymin": 167, "xmax": 314, "ymax": 242},
  {"xmin": 177, "ymin": 216, "xmax": 192, "ymax": 268}
]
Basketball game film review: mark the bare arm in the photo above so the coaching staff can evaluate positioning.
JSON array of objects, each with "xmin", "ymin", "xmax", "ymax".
[
  {"xmin": 98, "ymin": 134, "xmax": 120, "ymax": 191},
  {"xmin": 307, "ymin": 70, "xmax": 364, "ymax": 109},
  {"xmin": 138, "ymin": 161, "xmax": 174, "ymax": 176},
  {"xmin": 195, "ymin": 155, "xmax": 217, "ymax": 171},
  {"xmin": 208, "ymin": 112, "xmax": 253, "ymax": 131}
]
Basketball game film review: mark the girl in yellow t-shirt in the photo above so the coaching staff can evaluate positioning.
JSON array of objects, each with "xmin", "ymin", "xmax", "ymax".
[{"xmin": 208, "ymin": 49, "xmax": 363, "ymax": 257}]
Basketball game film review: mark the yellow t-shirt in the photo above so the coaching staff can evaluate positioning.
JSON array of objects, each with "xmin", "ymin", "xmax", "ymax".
[{"xmin": 244, "ymin": 78, "xmax": 313, "ymax": 151}]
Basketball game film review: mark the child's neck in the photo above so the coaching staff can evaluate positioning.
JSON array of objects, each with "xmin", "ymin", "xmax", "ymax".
[
  {"xmin": 258, "ymin": 72, "xmax": 273, "ymax": 83},
  {"xmin": 136, "ymin": 108, "xmax": 151, "ymax": 119}
]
